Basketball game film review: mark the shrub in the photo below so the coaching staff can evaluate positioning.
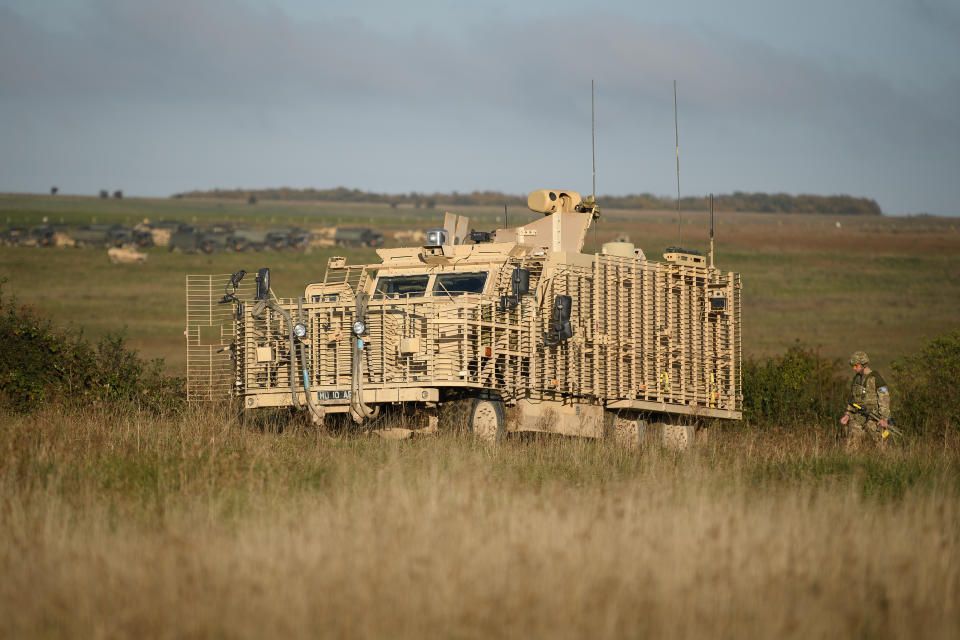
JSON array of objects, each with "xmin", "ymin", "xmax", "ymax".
[
  {"xmin": 891, "ymin": 331, "xmax": 960, "ymax": 437},
  {"xmin": 0, "ymin": 283, "xmax": 184, "ymax": 415},
  {"xmin": 741, "ymin": 344, "xmax": 846, "ymax": 428}
]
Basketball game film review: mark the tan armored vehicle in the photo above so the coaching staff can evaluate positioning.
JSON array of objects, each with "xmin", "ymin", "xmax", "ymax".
[{"xmin": 187, "ymin": 190, "xmax": 742, "ymax": 446}]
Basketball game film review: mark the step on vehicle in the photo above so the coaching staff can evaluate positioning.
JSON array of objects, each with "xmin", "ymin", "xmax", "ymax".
[{"xmin": 187, "ymin": 190, "xmax": 742, "ymax": 448}]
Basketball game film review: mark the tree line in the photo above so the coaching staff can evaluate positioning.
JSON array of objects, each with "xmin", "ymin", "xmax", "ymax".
[{"xmin": 174, "ymin": 187, "xmax": 882, "ymax": 215}]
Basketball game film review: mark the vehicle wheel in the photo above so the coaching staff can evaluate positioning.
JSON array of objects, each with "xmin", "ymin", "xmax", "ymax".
[
  {"xmin": 439, "ymin": 395, "xmax": 505, "ymax": 442},
  {"xmin": 606, "ymin": 411, "xmax": 646, "ymax": 449},
  {"xmin": 662, "ymin": 423, "xmax": 695, "ymax": 451},
  {"xmin": 438, "ymin": 396, "xmax": 471, "ymax": 432},
  {"xmin": 468, "ymin": 397, "xmax": 506, "ymax": 442}
]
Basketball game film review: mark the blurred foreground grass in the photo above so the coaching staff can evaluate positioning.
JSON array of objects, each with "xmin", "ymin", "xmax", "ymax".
[{"xmin": 1, "ymin": 404, "xmax": 958, "ymax": 638}]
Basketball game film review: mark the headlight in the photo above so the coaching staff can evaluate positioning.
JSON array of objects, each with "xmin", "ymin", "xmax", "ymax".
[
  {"xmin": 352, "ymin": 320, "xmax": 366, "ymax": 336},
  {"xmin": 293, "ymin": 323, "xmax": 307, "ymax": 339}
]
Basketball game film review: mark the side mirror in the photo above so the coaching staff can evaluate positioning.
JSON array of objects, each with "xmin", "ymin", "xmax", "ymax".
[{"xmin": 255, "ymin": 267, "xmax": 271, "ymax": 301}]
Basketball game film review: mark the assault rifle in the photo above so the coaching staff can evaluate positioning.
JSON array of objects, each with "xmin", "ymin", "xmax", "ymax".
[{"xmin": 850, "ymin": 403, "xmax": 904, "ymax": 438}]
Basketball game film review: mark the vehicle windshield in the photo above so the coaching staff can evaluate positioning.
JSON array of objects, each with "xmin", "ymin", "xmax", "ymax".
[
  {"xmin": 432, "ymin": 272, "xmax": 488, "ymax": 296},
  {"xmin": 374, "ymin": 275, "xmax": 430, "ymax": 298}
]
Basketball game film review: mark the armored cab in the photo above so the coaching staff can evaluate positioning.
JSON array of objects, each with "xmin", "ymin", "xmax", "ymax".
[{"xmin": 187, "ymin": 190, "xmax": 741, "ymax": 447}]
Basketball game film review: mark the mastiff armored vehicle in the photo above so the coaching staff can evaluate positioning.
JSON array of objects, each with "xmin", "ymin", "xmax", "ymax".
[{"xmin": 186, "ymin": 190, "xmax": 742, "ymax": 446}]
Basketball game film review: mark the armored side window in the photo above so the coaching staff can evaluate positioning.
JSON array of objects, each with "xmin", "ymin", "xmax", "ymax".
[
  {"xmin": 374, "ymin": 275, "xmax": 430, "ymax": 299},
  {"xmin": 433, "ymin": 272, "xmax": 488, "ymax": 296}
]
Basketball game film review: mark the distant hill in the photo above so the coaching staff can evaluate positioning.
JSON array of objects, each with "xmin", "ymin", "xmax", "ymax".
[{"xmin": 174, "ymin": 187, "xmax": 882, "ymax": 216}]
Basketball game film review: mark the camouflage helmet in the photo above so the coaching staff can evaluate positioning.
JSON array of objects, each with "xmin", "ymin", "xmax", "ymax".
[{"xmin": 849, "ymin": 351, "xmax": 870, "ymax": 366}]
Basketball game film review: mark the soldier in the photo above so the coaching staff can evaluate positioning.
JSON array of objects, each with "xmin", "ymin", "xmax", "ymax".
[{"xmin": 839, "ymin": 351, "xmax": 891, "ymax": 444}]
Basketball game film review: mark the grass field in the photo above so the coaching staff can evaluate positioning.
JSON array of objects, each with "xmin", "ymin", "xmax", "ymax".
[
  {"xmin": 1, "ymin": 405, "xmax": 958, "ymax": 639},
  {"xmin": 2, "ymin": 193, "xmax": 959, "ymax": 638}
]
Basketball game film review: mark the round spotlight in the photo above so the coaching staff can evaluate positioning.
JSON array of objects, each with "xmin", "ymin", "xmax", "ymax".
[
  {"xmin": 352, "ymin": 320, "xmax": 366, "ymax": 336},
  {"xmin": 293, "ymin": 323, "xmax": 307, "ymax": 339}
]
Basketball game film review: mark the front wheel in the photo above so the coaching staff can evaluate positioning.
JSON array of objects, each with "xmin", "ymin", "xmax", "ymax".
[{"xmin": 468, "ymin": 397, "xmax": 506, "ymax": 442}]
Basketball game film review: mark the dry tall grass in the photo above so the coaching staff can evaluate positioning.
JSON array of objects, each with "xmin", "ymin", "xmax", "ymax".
[{"xmin": 2, "ymin": 406, "xmax": 958, "ymax": 639}]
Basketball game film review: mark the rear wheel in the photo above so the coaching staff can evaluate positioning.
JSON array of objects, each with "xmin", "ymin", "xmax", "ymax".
[
  {"xmin": 606, "ymin": 411, "xmax": 646, "ymax": 449},
  {"xmin": 662, "ymin": 423, "xmax": 696, "ymax": 451}
]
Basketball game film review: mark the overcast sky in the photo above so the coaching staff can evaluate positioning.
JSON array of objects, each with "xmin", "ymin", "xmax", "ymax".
[{"xmin": 2, "ymin": 0, "xmax": 958, "ymax": 215}]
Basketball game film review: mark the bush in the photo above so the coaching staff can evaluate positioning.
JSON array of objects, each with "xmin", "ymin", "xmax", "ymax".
[
  {"xmin": 0, "ymin": 282, "xmax": 184, "ymax": 415},
  {"xmin": 742, "ymin": 344, "xmax": 846, "ymax": 428},
  {"xmin": 891, "ymin": 331, "xmax": 960, "ymax": 437}
]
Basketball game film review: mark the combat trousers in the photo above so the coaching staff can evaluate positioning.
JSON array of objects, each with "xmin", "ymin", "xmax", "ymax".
[{"xmin": 846, "ymin": 416, "xmax": 882, "ymax": 447}]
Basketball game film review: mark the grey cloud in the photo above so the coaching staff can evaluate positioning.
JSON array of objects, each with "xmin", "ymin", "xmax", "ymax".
[{"xmin": 1, "ymin": 0, "xmax": 957, "ymax": 211}]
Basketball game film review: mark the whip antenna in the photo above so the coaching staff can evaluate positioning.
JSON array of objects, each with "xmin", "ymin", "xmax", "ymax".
[
  {"xmin": 592, "ymin": 79, "xmax": 598, "ymax": 252},
  {"xmin": 674, "ymin": 80, "xmax": 682, "ymax": 247},
  {"xmin": 592, "ymin": 79, "xmax": 597, "ymax": 201},
  {"xmin": 709, "ymin": 193, "xmax": 715, "ymax": 269}
]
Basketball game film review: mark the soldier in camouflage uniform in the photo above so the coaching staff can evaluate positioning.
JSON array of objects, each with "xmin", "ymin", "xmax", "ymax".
[{"xmin": 839, "ymin": 351, "xmax": 891, "ymax": 444}]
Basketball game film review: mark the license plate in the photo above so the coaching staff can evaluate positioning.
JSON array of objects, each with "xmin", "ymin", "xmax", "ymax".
[{"xmin": 317, "ymin": 389, "xmax": 352, "ymax": 403}]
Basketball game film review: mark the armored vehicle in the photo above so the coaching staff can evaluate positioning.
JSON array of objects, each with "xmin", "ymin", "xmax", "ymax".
[
  {"xmin": 169, "ymin": 225, "xmax": 200, "ymax": 253},
  {"xmin": 28, "ymin": 224, "xmax": 71, "ymax": 247},
  {"xmin": 107, "ymin": 226, "xmax": 134, "ymax": 248},
  {"xmin": 228, "ymin": 228, "xmax": 269, "ymax": 252},
  {"xmin": 73, "ymin": 224, "xmax": 123, "ymax": 248},
  {"xmin": 289, "ymin": 228, "xmax": 312, "ymax": 251},
  {"xmin": 187, "ymin": 190, "xmax": 742, "ymax": 447},
  {"xmin": 334, "ymin": 227, "xmax": 384, "ymax": 248},
  {"xmin": 197, "ymin": 225, "xmax": 233, "ymax": 254},
  {"xmin": 132, "ymin": 226, "xmax": 155, "ymax": 248},
  {"xmin": 264, "ymin": 227, "xmax": 311, "ymax": 251},
  {"xmin": 1, "ymin": 226, "xmax": 29, "ymax": 246}
]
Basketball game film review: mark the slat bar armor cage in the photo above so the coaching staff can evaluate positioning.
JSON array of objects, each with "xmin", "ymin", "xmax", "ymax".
[{"xmin": 186, "ymin": 189, "xmax": 742, "ymax": 439}]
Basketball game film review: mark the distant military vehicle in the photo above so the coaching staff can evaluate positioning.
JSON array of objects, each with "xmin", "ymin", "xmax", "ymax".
[
  {"xmin": 197, "ymin": 224, "xmax": 233, "ymax": 254},
  {"xmin": 334, "ymin": 227, "xmax": 384, "ymax": 248},
  {"xmin": 107, "ymin": 226, "xmax": 134, "ymax": 248},
  {"xmin": 29, "ymin": 224, "xmax": 71, "ymax": 247},
  {"xmin": 132, "ymin": 226, "xmax": 155, "ymax": 248},
  {"xmin": 263, "ymin": 227, "xmax": 311, "ymax": 251},
  {"xmin": 228, "ymin": 228, "xmax": 269, "ymax": 252},
  {"xmin": 169, "ymin": 225, "xmax": 201, "ymax": 253},
  {"xmin": 289, "ymin": 228, "xmax": 312, "ymax": 251},
  {"xmin": 73, "ymin": 224, "xmax": 124, "ymax": 248},
  {"xmin": 187, "ymin": 189, "xmax": 742, "ymax": 448},
  {"xmin": 147, "ymin": 220, "xmax": 184, "ymax": 247},
  {"xmin": 1, "ymin": 226, "xmax": 29, "ymax": 246}
]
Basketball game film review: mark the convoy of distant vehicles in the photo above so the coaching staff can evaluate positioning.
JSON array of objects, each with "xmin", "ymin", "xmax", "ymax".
[{"xmin": 0, "ymin": 221, "xmax": 385, "ymax": 253}]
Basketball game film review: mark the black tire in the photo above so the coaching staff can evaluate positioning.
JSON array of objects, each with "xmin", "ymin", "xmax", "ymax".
[
  {"xmin": 439, "ymin": 395, "xmax": 506, "ymax": 442},
  {"xmin": 438, "ymin": 396, "xmax": 471, "ymax": 432}
]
